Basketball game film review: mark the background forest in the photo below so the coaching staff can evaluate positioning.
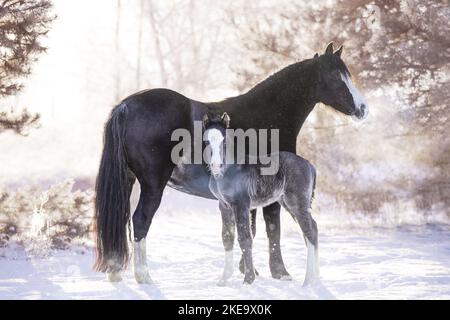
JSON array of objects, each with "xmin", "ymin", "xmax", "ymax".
[{"xmin": 0, "ymin": 0, "xmax": 449, "ymax": 249}]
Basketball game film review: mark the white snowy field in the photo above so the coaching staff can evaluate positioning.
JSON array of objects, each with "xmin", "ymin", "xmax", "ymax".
[{"xmin": 1, "ymin": 189, "xmax": 449, "ymax": 300}]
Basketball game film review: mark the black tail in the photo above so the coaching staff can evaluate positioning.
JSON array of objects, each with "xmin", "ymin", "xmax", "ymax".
[{"xmin": 94, "ymin": 103, "xmax": 131, "ymax": 272}]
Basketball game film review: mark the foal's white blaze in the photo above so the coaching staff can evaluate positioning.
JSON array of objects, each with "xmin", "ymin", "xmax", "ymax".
[
  {"xmin": 206, "ymin": 129, "xmax": 225, "ymax": 176},
  {"xmin": 218, "ymin": 250, "xmax": 234, "ymax": 286},
  {"xmin": 304, "ymin": 238, "xmax": 318, "ymax": 285},
  {"xmin": 340, "ymin": 72, "xmax": 369, "ymax": 121},
  {"xmin": 133, "ymin": 238, "xmax": 153, "ymax": 284}
]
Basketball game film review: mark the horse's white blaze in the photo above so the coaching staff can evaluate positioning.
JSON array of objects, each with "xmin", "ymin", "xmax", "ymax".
[
  {"xmin": 340, "ymin": 72, "xmax": 369, "ymax": 120},
  {"xmin": 304, "ymin": 238, "xmax": 318, "ymax": 285},
  {"xmin": 206, "ymin": 129, "xmax": 224, "ymax": 176},
  {"xmin": 133, "ymin": 238, "xmax": 152, "ymax": 284}
]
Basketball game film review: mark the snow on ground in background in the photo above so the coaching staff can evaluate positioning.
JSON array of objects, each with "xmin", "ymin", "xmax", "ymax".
[
  {"xmin": 1, "ymin": 217, "xmax": 449, "ymax": 299},
  {"xmin": 1, "ymin": 188, "xmax": 449, "ymax": 299}
]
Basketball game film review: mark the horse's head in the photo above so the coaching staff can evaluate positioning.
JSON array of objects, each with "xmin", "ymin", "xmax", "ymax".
[
  {"xmin": 314, "ymin": 43, "xmax": 368, "ymax": 121},
  {"xmin": 203, "ymin": 112, "xmax": 230, "ymax": 178}
]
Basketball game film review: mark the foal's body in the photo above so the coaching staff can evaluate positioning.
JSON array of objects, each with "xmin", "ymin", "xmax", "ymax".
[
  {"xmin": 205, "ymin": 114, "xmax": 319, "ymax": 284},
  {"xmin": 209, "ymin": 152, "xmax": 318, "ymax": 285}
]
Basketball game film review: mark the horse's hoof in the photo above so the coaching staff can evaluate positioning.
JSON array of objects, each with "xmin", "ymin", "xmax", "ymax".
[
  {"xmin": 217, "ymin": 279, "xmax": 228, "ymax": 287},
  {"xmin": 302, "ymin": 277, "xmax": 318, "ymax": 287},
  {"xmin": 135, "ymin": 271, "xmax": 153, "ymax": 284},
  {"xmin": 279, "ymin": 274, "xmax": 293, "ymax": 281},
  {"xmin": 107, "ymin": 272, "xmax": 123, "ymax": 282},
  {"xmin": 270, "ymin": 268, "xmax": 291, "ymax": 280}
]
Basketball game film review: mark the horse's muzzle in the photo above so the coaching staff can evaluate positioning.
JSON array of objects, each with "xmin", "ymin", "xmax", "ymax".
[{"xmin": 353, "ymin": 103, "xmax": 369, "ymax": 121}]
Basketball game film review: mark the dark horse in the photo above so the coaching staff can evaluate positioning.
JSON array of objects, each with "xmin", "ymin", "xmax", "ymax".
[{"xmin": 94, "ymin": 43, "xmax": 368, "ymax": 283}]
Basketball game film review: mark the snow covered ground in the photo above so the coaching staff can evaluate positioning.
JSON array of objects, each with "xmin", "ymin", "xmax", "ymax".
[{"xmin": 1, "ymin": 189, "xmax": 449, "ymax": 300}]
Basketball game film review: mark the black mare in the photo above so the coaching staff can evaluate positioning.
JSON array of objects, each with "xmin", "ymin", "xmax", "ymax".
[{"xmin": 94, "ymin": 43, "xmax": 368, "ymax": 283}]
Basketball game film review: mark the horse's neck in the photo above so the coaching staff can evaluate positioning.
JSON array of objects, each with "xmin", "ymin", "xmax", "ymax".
[{"xmin": 216, "ymin": 60, "xmax": 318, "ymax": 139}]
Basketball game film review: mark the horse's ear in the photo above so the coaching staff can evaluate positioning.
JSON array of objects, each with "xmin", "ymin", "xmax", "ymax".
[
  {"xmin": 335, "ymin": 45, "xmax": 343, "ymax": 57},
  {"xmin": 202, "ymin": 113, "xmax": 210, "ymax": 129},
  {"xmin": 325, "ymin": 42, "xmax": 334, "ymax": 55},
  {"xmin": 221, "ymin": 112, "xmax": 230, "ymax": 128},
  {"xmin": 314, "ymin": 53, "xmax": 319, "ymax": 59}
]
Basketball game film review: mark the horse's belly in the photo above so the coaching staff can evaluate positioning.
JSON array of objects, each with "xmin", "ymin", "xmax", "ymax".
[{"xmin": 168, "ymin": 164, "xmax": 217, "ymax": 200}]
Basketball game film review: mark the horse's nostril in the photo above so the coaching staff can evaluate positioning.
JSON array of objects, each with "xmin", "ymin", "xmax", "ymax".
[{"xmin": 361, "ymin": 104, "xmax": 367, "ymax": 112}]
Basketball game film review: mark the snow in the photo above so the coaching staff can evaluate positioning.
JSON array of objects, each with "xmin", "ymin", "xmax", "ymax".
[{"xmin": 1, "ymin": 189, "xmax": 449, "ymax": 299}]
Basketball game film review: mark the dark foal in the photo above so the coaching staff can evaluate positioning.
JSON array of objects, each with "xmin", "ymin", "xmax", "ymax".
[{"xmin": 205, "ymin": 113, "xmax": 318, "ymax": 285}]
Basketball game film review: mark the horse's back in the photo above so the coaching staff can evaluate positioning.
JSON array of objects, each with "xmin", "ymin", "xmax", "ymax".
[
  {"xmin": 280, "ymin": 152, "xmax": 315, "ymax": 175},
  {"xmin": 118, "ymin": 89, "xmax": 194, "ymax": 173},
  {"xmin": 123, "ymin": 88, "xmax": 191, "ymax": 117}
]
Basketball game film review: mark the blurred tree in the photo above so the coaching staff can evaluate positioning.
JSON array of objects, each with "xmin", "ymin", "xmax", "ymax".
[
  {"xmin": 228, "ymin": 0, "xmax": 450, "ymax": 213},
  {"xmin": 136, "ymin": 0, "xmax": 226, "ymax": 98},
  {"xmin": 231, "ymin": 0, "xmax": 450, "ymax": 133},
  {"xmin": 0, "ymin": 0, "xmax": 55, "ymax": 134}
]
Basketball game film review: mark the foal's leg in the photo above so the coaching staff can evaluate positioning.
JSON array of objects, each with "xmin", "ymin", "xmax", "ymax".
[
  {"xmin": 282, "ymin": 200, "xmax": 319, "ymax": 285},
  {"xmin": 218, "ymin": 202, "xmax": 235, "ymax": 286},
  {"xmin": 233, "ymin": 203, "xmax": 256, "ymax": 284},
  {"xmin": 131, "ymin": 163, "xmax": 173, "ymax": 284},
  {"xmin": 239, "ymin": 209, "xmax": 259, "ymax": 276},
  {"xmin": 299, "ymin": 212, "xmax": 318, "ymax": 285},
  {"xmin": 263, "ymin": 202, "xmax": 291, "ymax": 280}
]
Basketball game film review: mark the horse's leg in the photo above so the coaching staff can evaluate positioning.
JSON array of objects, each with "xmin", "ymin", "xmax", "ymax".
[
  {"xmin": 131, "ymin": 161, "xmax": 173, "ymax": 284},
  {"xmin": 233, "ymin": 203, "xmax": 255, "ymax": 284},
  {"xmin": 239, "ymin": 209, "xmax": 259, "ymax": 276},
  {"xmin": 263, "ymin": 202, "xmax": 291, "ymax": 280},
  {"xmin": 106, "ymin": 171, "xmax": 136, "ymax": 282},
  {"xmin": 217, "ymin": 202, "xmax": 235, "ymax": 286}
]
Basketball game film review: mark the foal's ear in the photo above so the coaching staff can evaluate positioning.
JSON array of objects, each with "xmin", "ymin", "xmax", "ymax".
[
  {"xmin": 325, "ymin": 42, "xmax": 334, "ymax": 55},
  {"xmin": 314, "ymin": 53, "xmax": 319, "ymax": 59},
  {"xmin": 221, "ymin": 112, "xmax": 231, "ymax": 128},
  {"xmin": 335, "ymin": 45, "xmax": 343, "ymax": 57},
  {"xmin": 202, "ymin": 113, "xmax": 210, "ymax": 129}
]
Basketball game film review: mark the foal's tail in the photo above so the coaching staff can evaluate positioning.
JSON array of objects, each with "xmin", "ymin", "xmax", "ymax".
[{"xmin": 94, "ymin": 103, "xmax": 131, "ymax": 272}]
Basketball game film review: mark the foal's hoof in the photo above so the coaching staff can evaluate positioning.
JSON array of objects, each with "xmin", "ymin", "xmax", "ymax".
[
  {"xmin": 302, "ymin": 277, "xmax": 318, "ymax": 287},
  {"xmin": 272, "ymin": 272, "xmax": 292, "ymax": 281},
  {"xmin": 107, "ymin": 271, "xmax": 123, "ymax": 282},
  {"xmin": 243, "ymin": 275, "xmax": 256, "ymax": 285},
  {"xmin": 239, "ymin": 258, "xmax": 259, "ymax": 276},
  {"xmin": 135, "ymin": 271, "xmax": 153, "ymax": 284}
]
